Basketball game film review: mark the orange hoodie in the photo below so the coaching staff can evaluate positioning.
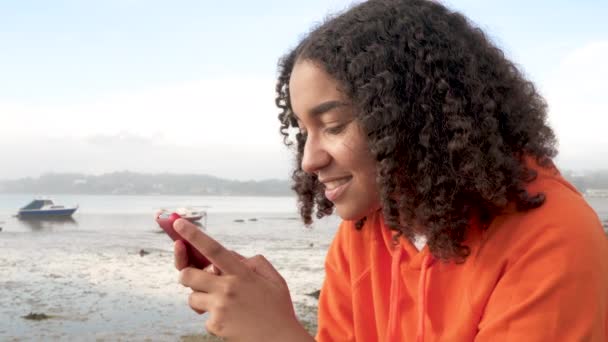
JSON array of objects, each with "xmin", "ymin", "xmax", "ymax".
[{"xmin": 316, "ymin": 162, "xmax": 608, "ymax": 341}]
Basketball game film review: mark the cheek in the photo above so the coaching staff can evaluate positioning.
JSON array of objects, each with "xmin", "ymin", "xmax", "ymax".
[
  {"xmin": 333, "ymin": 126, "xmax": 377, "ymax": 181},
  {"xmin": 336, "ymin": 135, "xmax": 373, "ymax": 168},
  {"xmin": 361, "ymin": 167, "xmax": 380, "ymax": 199},
  {"xmin": 351, "ymin": 152, "xmax": 379, "ymax": 195},
  {"xmin": 352, "ymin": 148, "xmax": 377, "ymax": 178}
]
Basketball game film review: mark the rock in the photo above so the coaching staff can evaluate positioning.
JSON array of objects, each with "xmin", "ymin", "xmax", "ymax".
[
  {"xmin": 23, "ymin": 312, "xmax": 51, "ymax": 320},
  {"xmin": 306, "ymin": 290, "xmax": 321, "ymax": 299}
]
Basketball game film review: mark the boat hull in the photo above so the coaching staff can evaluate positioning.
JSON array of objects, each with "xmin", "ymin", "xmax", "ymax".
[
  {"xmin": 183, "ymin": 215, "xmax": 203, "ymax": 222},
  {"xmin": 18, "ymin": 208, "xmax": 78, "ymax": 218}
]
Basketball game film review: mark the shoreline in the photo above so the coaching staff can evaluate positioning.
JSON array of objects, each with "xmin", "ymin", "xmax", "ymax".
[{"xmin": 0, "ymin": 210, "xmax": 336, "ymax": 341}]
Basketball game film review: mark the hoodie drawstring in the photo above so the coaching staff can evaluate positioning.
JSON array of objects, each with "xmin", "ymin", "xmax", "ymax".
[
  {"xmin": 417, "ymin": 254, "xmax": 435, "ymax": 342},
  {"xmin": 387, "ymin": 246, "xmax": 435, "ymax": 342},
  {"xmin": 387, "ymin": 246, "xmax": 403, "ymax": 341}
]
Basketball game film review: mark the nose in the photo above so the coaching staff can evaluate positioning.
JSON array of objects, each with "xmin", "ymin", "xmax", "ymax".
[{"xmin": 301, "ymin": 133, "xmax": 331, "ymax": 174}]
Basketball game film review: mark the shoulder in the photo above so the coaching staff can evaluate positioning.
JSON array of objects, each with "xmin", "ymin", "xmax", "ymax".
[
  {"xmin": 479, "ymin": 164, "xmax": 607, "ymax": 266},
  {"xmin": 472, "ymin": 164, "xmax": 608, "ymax": 340}
]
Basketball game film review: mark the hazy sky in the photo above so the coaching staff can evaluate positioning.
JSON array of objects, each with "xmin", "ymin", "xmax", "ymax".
[{"xmin": 1, "ymin": 0, "xmax": 607, "ymax": 180}]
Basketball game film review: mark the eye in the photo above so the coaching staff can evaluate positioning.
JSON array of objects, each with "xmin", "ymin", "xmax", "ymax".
[
  {"xmin": 324, "ymin": 125, "xmax": 345, "ymax": 135},
  {"xmin": 324, "ymin": 121, "xmax": 350, "ymax": 135}
]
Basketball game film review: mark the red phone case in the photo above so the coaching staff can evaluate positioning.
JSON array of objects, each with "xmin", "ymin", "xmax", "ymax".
[{"xmin": 156, "ymin": 212, "xmax": 211, "ymax": 269}]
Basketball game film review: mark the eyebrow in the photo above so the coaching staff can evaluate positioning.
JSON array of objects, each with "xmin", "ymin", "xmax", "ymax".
[{"xmin": 293, "ymin": 100, "xmax": 348, "ymax": 120}]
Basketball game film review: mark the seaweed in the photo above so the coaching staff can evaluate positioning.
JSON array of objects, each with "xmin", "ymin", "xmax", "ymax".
[{"xmin": 22, "ymin": 312, "xmax": 52, "ymax": 321}]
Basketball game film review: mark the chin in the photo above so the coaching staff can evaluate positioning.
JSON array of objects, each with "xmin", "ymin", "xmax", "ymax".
[{"xmin": 334, "ymin": 204, "xmax": 376, "ymax": 222}]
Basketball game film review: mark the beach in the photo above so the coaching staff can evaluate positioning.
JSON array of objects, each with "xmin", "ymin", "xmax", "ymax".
[{"xmin": 0, "ymin": 194, "xmax": 339, "ymax": 341}]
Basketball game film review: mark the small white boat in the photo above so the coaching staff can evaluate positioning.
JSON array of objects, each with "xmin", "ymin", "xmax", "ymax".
[
  {"xmin": 156, "ymin": 207, "xmax": 207, "ymax": 224},
  {"xmin": 175, "ymin": 207, "xmax": 206, "ymax": 222},
  {"xmin": 17, "ymin": 199, "xmax": 78, "ymax": 218}
]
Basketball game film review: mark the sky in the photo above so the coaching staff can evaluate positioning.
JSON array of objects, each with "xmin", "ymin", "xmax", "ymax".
[{"xmin": 0, "ymin": 0, "xmax": 606, "ymax": 181}]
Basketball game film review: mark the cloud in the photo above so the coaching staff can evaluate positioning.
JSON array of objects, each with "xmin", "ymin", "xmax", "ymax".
[
  {"xmin": 4, "ymin": 42, "xmax": 607, "ymax": 178},
  {"xmin": 85, "ymin": 131, "xmax": 160, "ymax": 146},
  {"xmin": 0, "ymin": 77, "xmax": 282, "ymax": 147},
  {"xmin": 0, "ymin": 77, "xmax": 296, "ymax": 179},
  {"xmin": 543, "ymin": 41, "xmax": 608, "ymax": 170},
  {"xmin": 0, "ymin": 135, "xmax": 294, "ymax": 181}
]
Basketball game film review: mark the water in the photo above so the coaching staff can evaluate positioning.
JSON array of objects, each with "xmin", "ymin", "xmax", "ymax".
[
  {"xmin": 1, "ymin": 194, "xmax": 606, "ymax": 341},
  {"xmin": 0, "ymin": 194, "xmax": 300, "ymax": 216},
  {"xmin": 587, "ymin": 197, "xmax": 608, "ymax": 220},
  {"xmin": 0, "ymin": 194, "xmax": 340, "ymax": 341}
]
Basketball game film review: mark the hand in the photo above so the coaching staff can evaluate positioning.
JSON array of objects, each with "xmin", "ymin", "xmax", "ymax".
[{"xmin": 172, "ymin": 219, "xmax": 313, "ymax": 341}]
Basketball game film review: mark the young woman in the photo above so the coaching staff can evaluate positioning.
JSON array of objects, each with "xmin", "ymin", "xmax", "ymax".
[{"xmin": 173, "ymin": 0, "xmax": 608, "ymax": 340}]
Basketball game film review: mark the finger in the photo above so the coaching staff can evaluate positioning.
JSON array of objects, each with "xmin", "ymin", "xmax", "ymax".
[
  {"xmin": 205, "ymin": 317, "xmax": 228, "ymax": 338},
  {"xmin": 174, "ymin": 219, "xmax": 245, "ymax": 275},
  {"xmin": 231, "ymin": 250, "xmax": 246, "ymax": 260},
  {"xmin": 203, "ymin": 264, "xmax": 221, "ymax": 275},
  {"xmin": 174, "ymin": 240, "xmax": 189, "ymax": 270},
  {"xmin": 188, "ymin": 291, "xmax": 212, "ymax": 314},
  {"xmin": 202, "ymin": 251, "xmax": 241, "ymax": 275},
  {"xmin": 243, "ymin": 254, "xmax": 286, "ymax": 286},
  {"xmin": 179, "ymin": 267, "xmax": 221, "ymax": 292}
]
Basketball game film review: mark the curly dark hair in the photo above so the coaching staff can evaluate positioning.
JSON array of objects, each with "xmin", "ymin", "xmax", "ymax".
[{"xmin": 276, "ymin": 0, "xmax": 557, "ymax": 261}]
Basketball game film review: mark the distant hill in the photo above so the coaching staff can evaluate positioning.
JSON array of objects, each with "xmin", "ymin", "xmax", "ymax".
[
  {"xmin": 0, "ymin": 172, "xmax": 293, "ymax": 196},
  {"xmin": 562, "ymin": 170, "xmax": 608, "ymax": 194},
  {"xmin": 1, "ymin": 169, "xmax": 606, "ymax": 196}
]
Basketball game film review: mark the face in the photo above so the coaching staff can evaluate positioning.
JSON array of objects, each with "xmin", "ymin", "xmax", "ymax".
[{"xmin": 289, "ymin": 60, "xmax": 380, "ymax": 220}]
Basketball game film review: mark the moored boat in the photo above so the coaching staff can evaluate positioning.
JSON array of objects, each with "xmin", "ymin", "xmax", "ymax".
[
  {"xmin": 174, "ymin": 207, "xmax": 206, "ymax": 222},
  {"xmin": 155, "ymin": 207, "xmax": 207, "ymax": 227},
  {"xmin": 17, "ymin": 199, "xmax": 78, "ymax": 218}
]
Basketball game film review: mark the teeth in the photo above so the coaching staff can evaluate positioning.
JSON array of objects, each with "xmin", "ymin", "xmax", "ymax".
[{"xmin": 324, "ymin": 177, "xmax": 351, "ymax": 190}]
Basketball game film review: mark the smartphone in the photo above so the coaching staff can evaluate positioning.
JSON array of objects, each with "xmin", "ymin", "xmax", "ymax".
[{"xmin": 156, "ymin": 212, "xmax": 211, "ymax": 269}]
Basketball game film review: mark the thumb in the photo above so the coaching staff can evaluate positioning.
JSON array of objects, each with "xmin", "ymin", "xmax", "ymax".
[{"xmin": 174, "ymin": 240, "xmax": 189, "ymax": 271}]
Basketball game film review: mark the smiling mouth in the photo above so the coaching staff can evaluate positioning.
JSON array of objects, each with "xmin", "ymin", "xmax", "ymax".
[{"xmin": 323, "ymin": 176, "xmax": 353, "ymax": 201}]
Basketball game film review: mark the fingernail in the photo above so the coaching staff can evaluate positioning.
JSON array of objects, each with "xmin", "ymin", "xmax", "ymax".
[{"xmin": 174, "ymin": 219, "xmax": 186, "ymax": 233}]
